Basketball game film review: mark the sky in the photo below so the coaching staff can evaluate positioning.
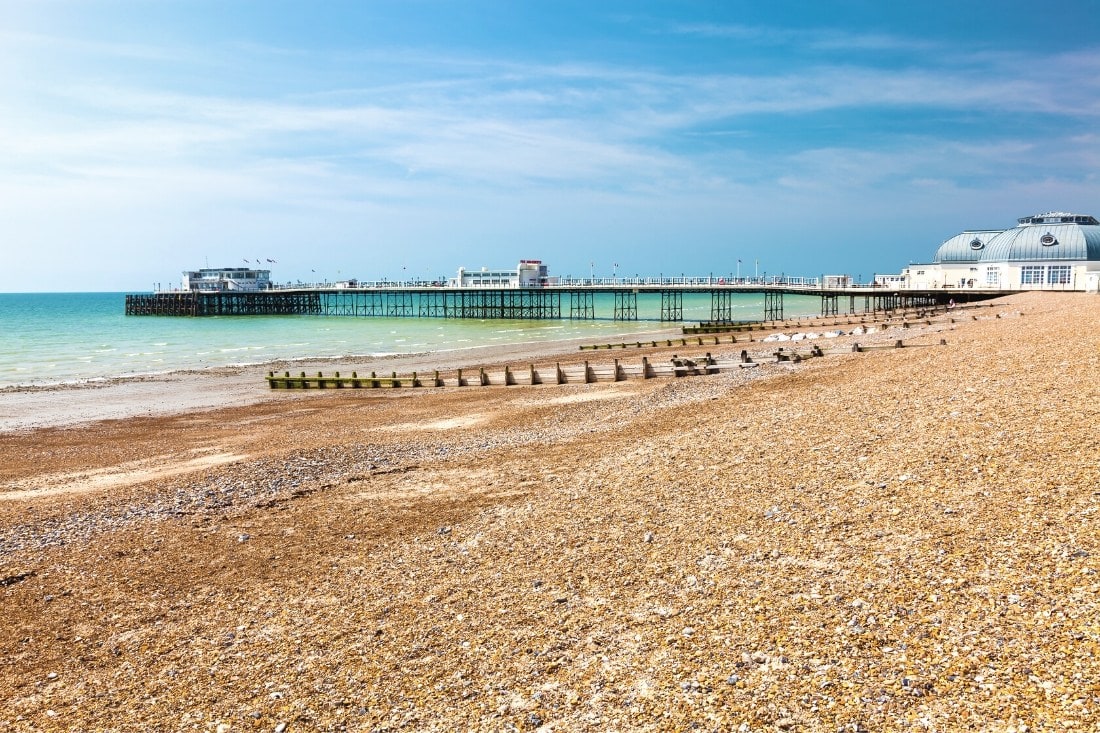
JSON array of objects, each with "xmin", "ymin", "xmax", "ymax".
[{"xmin": 2, "ymin": 0, "xmax": 1098, "ymax": 292}]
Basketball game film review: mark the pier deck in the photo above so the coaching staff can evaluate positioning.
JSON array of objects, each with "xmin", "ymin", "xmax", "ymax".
[{"xmin": 125, "ymin": 283, "xmax": 1006, "ymax": 321}]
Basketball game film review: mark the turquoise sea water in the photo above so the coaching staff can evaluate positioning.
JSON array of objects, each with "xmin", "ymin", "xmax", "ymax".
[{"xmin": 0, "ymin": 292, "xmax": 822, "ymax": 388}]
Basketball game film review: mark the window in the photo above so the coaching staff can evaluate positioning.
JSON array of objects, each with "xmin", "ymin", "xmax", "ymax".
[
  {"xmin": 1047, "ymin": 266, "xmax": 1071, "ymax": 285},
  {"xmin": 1020, "ymin": 265, "xmax": 1045, "ymax": 285},
  {"xmin": 985, "ymin": 267, "xmax": 1000, "ymax": 286}
]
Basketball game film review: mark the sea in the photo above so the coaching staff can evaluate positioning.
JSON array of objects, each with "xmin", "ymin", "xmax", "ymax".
[{"xmin": 0, "ymin": 291, "xmax": 823, "ymax": 389}]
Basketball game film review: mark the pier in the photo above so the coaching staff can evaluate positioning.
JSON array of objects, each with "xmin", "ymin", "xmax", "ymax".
[{"xmin": 125, "ymin": 280, "xmax": 1005, "ymax": 321}]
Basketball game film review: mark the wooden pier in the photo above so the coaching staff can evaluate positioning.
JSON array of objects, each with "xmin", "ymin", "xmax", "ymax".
[{"xmin": 125, "ymin": 284, "xmax": 1005, "ymax": 321}]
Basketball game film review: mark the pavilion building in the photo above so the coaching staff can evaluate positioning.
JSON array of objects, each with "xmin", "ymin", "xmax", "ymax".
[{"xmin": 899, "ymin": 212, "xmax": 1100, "ymax": 292}]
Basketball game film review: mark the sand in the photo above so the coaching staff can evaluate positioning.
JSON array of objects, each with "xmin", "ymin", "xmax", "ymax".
[
  {"xmin": 0, "ymin": 332, "xmax": 674, "ymax": 432},
  {"xmin": 1, "ymin": 293, "xmax": 1098, "ymax": 731}
]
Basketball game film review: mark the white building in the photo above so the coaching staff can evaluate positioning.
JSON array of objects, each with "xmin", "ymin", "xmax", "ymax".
[
  {"xmin": 899, "ymin": 212, "xmax": 1100, "ymax": 292},
  {"xmin": 182, "ymin": 267, "xmax": 272, "ymax": 292},
  {"xmin": 449, "ymin": 260, "xmax": 555, "ymax": 287}
]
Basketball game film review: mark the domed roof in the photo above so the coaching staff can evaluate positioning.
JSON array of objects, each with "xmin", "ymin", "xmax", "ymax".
[
  {"xmin": 933, "ymin": 230, "xmax": 1001, "ymax": 263},
  {"xmin": 982, "ymin": 212, "xmax": 1100, "ymax": 262}
]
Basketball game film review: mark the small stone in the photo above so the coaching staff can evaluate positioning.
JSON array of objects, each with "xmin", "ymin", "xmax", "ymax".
[
  {"xmin": 237, "ymin": 533, "xmax": 251, "ymax": 543},
  {"xmin": 726, "ymin": 674, "xmax": 740, "ymax": 685},
  {"xmin": 643, "ymin": 531, "xmax": 654, "ymax": 543},
  {"xmin": 274, "ymin": 724, "xmax": 287, "ymax": 733},
  {"xmin": 682, "ymin": 626, "xmax": 695, "ymax": 637}
]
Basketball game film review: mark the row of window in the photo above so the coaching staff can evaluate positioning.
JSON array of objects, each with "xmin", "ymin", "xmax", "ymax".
[
  {"xmin": 1020, "ymin": 265, "xmax": 1072, "ymax": 285},
  {"xmin": 1019, "ymin": 215, "xmax": 1099, "ymax": 225}
]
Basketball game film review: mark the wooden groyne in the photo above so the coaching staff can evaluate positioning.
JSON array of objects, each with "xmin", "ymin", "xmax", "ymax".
[
  {"xmin": 682, "ymin": 301, "xmax": 997, "ymax": 335},
  {"xmin": 266, "ymin": 338, "xmax": 945, "ymax": 390}
]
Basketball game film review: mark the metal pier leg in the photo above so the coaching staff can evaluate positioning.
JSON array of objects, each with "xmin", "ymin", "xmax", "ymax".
[
  {"xmin": 764, "ymin": 290, "xmax": 783, "ymax": 321},
  {"xmin": 614, "ymin": 290, "xmax": 638, "ymax": 321},
  {"xmin": 710, "ymin": 289, "xmax": 733, "ymax": 323},
  {"xmin": 659, "ymin": 290, "xmax": 682, "ymax": 321},
  {"xmin": 570, "ymin": 290, "xmax": 594, "ymax": 319}
]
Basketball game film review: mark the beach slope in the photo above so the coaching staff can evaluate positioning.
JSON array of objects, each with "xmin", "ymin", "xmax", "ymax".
[{"xmin": 1, "ymin": 292, "xmax": 1098, "ymax": 731}]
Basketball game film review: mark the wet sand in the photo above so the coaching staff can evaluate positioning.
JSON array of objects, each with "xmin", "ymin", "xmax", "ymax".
[
  {"xmin": 1, "ymin": 330, "xmax": 681, "ymax": 432},
  {"xmin": 2, "ymin": 293, "xmax": 1098, "ymax": 731}
]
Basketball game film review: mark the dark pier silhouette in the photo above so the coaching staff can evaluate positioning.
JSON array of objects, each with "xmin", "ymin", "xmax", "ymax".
[{"xmin": 125, "ymin": 282, "xmax": 1005, "ymax": 322}]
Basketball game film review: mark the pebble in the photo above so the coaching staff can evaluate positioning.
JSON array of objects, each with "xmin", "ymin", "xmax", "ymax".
[{"xmin": 4, "ymin": 300, "xmax": 1095, "ymax": 731}]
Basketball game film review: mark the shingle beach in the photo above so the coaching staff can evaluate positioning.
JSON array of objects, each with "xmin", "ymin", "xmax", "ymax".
[{"xmin": 2, "ymin": 291, "xmax": 1098, "ymax": 732}]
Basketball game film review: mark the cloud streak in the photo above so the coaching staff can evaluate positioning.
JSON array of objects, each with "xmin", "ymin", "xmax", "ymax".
[{"xmin": 2, "ymin": 9, "xmax": 1099, "ymax": 290}]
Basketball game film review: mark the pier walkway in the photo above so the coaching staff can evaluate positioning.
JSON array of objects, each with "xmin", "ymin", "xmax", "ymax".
[{"xmin": 125, "ymin": 280, "xmax": 1007, "ymax": 322}]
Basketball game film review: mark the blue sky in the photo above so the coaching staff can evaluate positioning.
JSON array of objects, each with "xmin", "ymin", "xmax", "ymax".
[{"xmin": 2, "ymin": 0, "xmax": 1098, "ymax": 291}]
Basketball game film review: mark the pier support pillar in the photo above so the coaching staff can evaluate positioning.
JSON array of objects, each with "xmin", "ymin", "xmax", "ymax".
[
  {"xmin": 614, "ymin": 290, "xmax": 638, "ymax": 321},
  {"xmin": 710, "ymin": 289, "xmax": 733, "ymax": 323},
  {"xmin": 764, "ymin": 290, "xmax": 783, "ymax": 322},
  {"xmin": 570, "ymin": 291, "xmax": 594, "ymax": 320},
  {"xmin": 659, "ymin": 290, "xmax": 682, "ymax": 321}
]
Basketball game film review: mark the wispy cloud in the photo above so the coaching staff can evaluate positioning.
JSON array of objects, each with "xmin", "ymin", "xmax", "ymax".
[
  {"xmin": 668, "ymin": 22, "xmax": 938, "ymax": 53},
  {"xmin": 3, "ymin": 13, "xmax": 1100, "ymax": 289}
]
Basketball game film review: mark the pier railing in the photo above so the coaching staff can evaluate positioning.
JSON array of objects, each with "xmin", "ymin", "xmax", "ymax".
[
  {"xmin": 266, "ymin": 275, "xmax": 825, "ymax": 290},
  {"xmin": 127, "ymin": 279, "xmax": 1005, "ymax": 319}
]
